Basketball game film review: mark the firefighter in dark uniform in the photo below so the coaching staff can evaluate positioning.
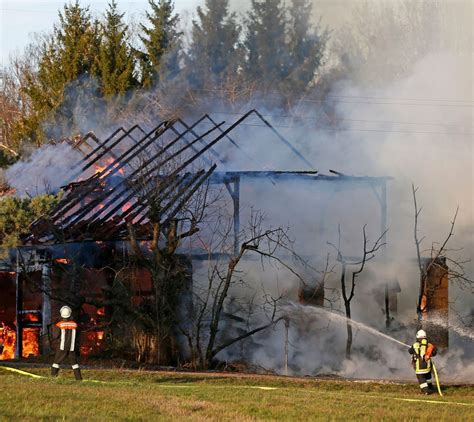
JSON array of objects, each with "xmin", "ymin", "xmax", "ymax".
[
  {"xmin": 51, "ymin": 306, "xmax": 82, "ymax": 380},
  {"xmin": 408, "ymin": 329, "xmax": 437, "ymax": 394}
]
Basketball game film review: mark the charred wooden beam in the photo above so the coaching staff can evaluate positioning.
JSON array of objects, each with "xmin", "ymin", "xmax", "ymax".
[
  {"xmin": 204, "ymin": 114, "xmax": 241, "ymax": 152},
  {"xmin": 127, "ymin": 120, "xmax": 225, "ymax": 184},
  {"xmin": 252, "ymin": 109, "xmax": 315, "ymax": 170},
  {"xmin": 56, "ymin": 119, "xmax": 219, "ymax": 228},
  {"xmin": 80, "ymin": 122, "xmax": 171, "ymax": 180},
  {"xmin": 50, "ymin": 122, "xmax": 175, "ymax": 223},
  {"xmin": 81, "ymin": 122, "xmax": 165, "ymax": 173},
  {"xmin": 81, "ymin": 124, "xmax": 147, "ymax": 169},
  {"xmin": 169, "ymin": 125, "xmax": 214, "ymax": 166},
  {"xmin": 176, "ymin": 118, "xmax": 225, "ymax": 164},
  {"xmin": 49, "ymin": 124, "xmax": 168, "ymax": 220},
  {"xmin": 161, "ymin": 165, "xmax": 217, "ymax": 227},
  {"xmin": 167, "ymin": 109, "xmax": 261, "ymax": 172},
  {"xmin": 79, "ymin": 132, "xmax": 120, "ymax": 161},
  {"xmin": 134, "ymin": 169, "xmax": 208, "ymax": 226},
  {"xmin": 69, "ymin": 172, "xmax": 201, "ymax": 240},
  {"xmin": 89, "ymin": 172, "xmax": 189, "ymax": 226},
  {"xmin": 120, "ymin": 174, "xmax": 187, "ymax": 223}
]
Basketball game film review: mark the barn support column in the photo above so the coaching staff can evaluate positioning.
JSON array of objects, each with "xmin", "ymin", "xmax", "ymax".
[
  {"xmin": 225, "ymin": 176, "xmax": 241, "ymax": 255},
  {"xmin": 41, "ymin": 261, "xmax": 52, "ymax": 354},
  {"xmin": 380, "ymin": 182, "xmax": 390, "ymax": 327},
  {"xmin": 14, "ymin": 249, "xmax": 23, "ymax": 359},
  {"xmin": 380, "ymin": 181, "xmax": 387, "ymax": 250},
  {"xmin": 371, "ymin": 181, "xmax": 392, "ymax": 327}
]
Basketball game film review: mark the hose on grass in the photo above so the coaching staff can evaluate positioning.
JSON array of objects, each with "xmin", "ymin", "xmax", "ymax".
[
  {"xmin": 432, "ymin": 360, "xmax": 443, "ymax": 397},
  {"xmin": 0, "ymin": 365, "xmax": 44, "ymax": 378}
]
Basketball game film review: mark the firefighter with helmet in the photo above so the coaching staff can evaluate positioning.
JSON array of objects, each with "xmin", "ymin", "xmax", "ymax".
[
  {"xmin": 408, "ymin": 329, "xmax": 437, "ymax": 394},
  {"xmin": 50, "ymin": 305, "xmax": 82, "ymax": 380}
]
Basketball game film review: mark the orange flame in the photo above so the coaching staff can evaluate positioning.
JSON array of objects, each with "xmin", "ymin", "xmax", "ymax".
[
  {"xmin": 80, "ymin": 331, "xmax": 105, "ymax": 356},
  {"xmin": 55, "ymin": 258, "xmax": 71, "ymax": 265},
  {"xmin": 0, "ymin": 324, "xmax": 40, "ymax": 360},
  {"xmin": 93, "ymin": 157, "xmax": 124, "ymax": 178},
  {"xmin": 23, "ymin": 328, "xmax": 40, "ymax": 357},
  {"xmin": 0, "ymin": 324, "xmax": 15, "ymax": 360},
  {"xmin": 121, "ymin": 202, "xmax": 133, "ymax": 213},
  {"xmin": 23, "ymin": 312, "xmax": 40, "ymax": 322}
]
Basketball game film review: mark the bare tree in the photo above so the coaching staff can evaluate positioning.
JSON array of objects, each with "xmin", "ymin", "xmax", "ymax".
[
  {"xmin": 183, "ymin": 211, "xmax": 304, "ymax": 369},
  {"xmin": 412, "ymin": 183, "xmax": 472, "ymax": 325},
  {"xmin": 328, "ymin": 224, "xmax": 386, "ymax": 358},
  {"xmin": 0, "ymin": 69, "xmax": 21, "ymax": 158},
  {"xmin": 125, "ymin": 175, "xmax": 214, "ymax": 364}
]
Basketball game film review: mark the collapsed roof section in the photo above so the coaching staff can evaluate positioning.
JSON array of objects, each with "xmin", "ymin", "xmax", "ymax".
[{"xmin": 28, "ymin": 109, "xmax": 324, "ymax": 244}]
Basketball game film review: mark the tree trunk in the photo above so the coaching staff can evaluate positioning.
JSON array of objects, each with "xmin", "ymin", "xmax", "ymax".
[
  {"xmin": 344, "ymin": 301, "xmax": 352, "ymax": 359},
  {"xmin": 131, "ymin": 327, "xmax": 175, "ymax": 365}
]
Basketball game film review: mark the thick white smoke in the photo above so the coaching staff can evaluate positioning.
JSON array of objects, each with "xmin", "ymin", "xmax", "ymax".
[
  {"xmin": 5, "ymin": 143, "xmax": 83, "ymax": 196},
  {"xmin": 197, "ymin": 2, "xmax": 473, "ymax": 380},
  {"xmin": 2, "ymin": 0, "xmax": 472, "ymax": 381}
]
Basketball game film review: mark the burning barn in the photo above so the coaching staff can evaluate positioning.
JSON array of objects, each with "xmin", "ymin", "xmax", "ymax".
[{"xmin": 2, "ymin": 108, "xmax": 448, "ymax": 367}]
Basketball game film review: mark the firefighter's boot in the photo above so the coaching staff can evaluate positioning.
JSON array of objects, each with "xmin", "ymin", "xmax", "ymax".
[
  {"xmin": 73, "ymin": 364, "xmax": 82, "ymax": 381},
  {"xmin": 51, "ymin": 364, "xmax": 59, "ymax": 377}
]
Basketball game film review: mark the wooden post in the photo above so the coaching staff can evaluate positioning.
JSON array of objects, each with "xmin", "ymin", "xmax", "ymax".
[
  {"xmin": 225, "ymin": 176, "xmax": 241, "ymax": 256},
  {"xmin": 284, "ymin": 318, "xmax": 289, "ymax": 375},
  {"xmin": 41, "ymin": 261, "xmax": 52, "ymax": 354},
  {"xmin": 14, "ymin": 249, "xmax": 23, "ymax": 359},
  {"xmin": 422, "ymin": 258, "xmax": 449, "ymax": 348},
  {"xmin": 385, "ymin": 284, "xmax": 390, "ymax": 328},
  {"xmin": 380, "ymin": 181, "xmax": 387, "ymax": 249},
  {"xmin": 233, "ymin": 177, "xmax": 240, "ymax": 256},
  {"xmin": 380, "ymin": 181, "xmax": 391, "ymax": 328}
]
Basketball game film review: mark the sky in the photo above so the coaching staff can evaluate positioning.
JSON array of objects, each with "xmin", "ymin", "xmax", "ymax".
[
  {"xmin": 0, "ymin": 0, "xmax": 356, "ymax": 68},
  {"xmin": 0, "ymin": 0, "xmax": 204, "ymax": 67}
]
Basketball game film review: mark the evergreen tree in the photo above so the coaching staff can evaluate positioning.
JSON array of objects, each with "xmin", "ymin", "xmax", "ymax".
[
  {"xmin": 18, "ymin": 1, "xmax": 101, "ymax": 144},
  {"xmin": 53, "ymin": 1, "xmax": 101, "ymax": 81},
  {"xmin": 285, "ymin": 0, "xmax": 329, "ymax": 94},
  {"xmin": 185, "ymin": 0, "xmax": 242, "ymax": 89},
  {"xmin": 243, "ymin": 0, "xmax": 288, "ymax": 87},
  {"xmin": 139, "ymin": 0, "xmax": 182, "ymax": 87},
  {"xmin": 99, "ymin": 0, "xmax": 137, "ymax": 97},
  {"xmin": 0, "ymin": 194, "xmax": 60, "ymax": 253}
]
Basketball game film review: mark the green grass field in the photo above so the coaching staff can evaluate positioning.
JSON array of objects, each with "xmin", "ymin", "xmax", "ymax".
[{"xmin": 0, "ymin": 366, "xmax": 472, "ymax": 421}]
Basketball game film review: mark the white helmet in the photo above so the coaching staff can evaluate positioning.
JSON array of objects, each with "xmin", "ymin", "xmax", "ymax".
[
  {"xmin": 416, "ymin": 329, "xmax": 427, "ymax": 339},
  {"xmin": 60, "ymin": 306, "xmax": 72, "ymax": 319}
]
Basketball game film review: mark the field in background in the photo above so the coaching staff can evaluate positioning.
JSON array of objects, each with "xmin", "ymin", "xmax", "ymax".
[{"xmin": 0, "ymin": 367, "xmax": 472, "ymax": 421}]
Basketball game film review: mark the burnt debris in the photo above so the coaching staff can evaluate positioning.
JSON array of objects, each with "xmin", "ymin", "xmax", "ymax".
[{"xmin": 28, "ymin": 109, "xmax": 390, "ymax": 245}]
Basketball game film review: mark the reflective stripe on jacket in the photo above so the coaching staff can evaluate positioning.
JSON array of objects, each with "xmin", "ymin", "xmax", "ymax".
[
  {"xmin": 410, "ymin": 339, "xmax": 434, "ymax": 374},
  {"xmin": 55, "ymin": 320, "xmax": 78, "ymax": 352}
]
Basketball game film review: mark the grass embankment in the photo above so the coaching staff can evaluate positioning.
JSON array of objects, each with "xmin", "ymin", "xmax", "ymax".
[{"xmin": 0, "ymin": 367, "xmax": 472, "ymax": 421}]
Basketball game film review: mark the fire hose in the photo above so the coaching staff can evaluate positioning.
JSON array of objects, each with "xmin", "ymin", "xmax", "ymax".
[
  {"xmin": 0, "ymin": 365, "xmax": 43, "ymax": 378},
  {"xmin": 432, "ymin": 360, "xmax": 443, "ymax": 397}
]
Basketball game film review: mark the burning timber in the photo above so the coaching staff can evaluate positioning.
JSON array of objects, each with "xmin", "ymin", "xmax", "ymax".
[
  {"xmin": 1, "ymin": 109, "xmax": 400, "ymax": 363},
  {"xmin": 25, "ymin": 109, "xmax": 390, "ymax": 245}
]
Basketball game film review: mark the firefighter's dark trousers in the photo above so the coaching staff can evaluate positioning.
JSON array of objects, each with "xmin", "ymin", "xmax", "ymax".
[
  {"xmin": 416, "ymin": 371, "xmax": 433, "ymax": 393},
  {"xmin": 51, "ymin": 349, "xmax": 82, "ymax": 380}
]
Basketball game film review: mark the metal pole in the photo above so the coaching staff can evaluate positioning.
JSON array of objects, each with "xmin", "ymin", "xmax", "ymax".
[{"xmin": 14, "ymin": 249, "xmax": 23, "ymax": 359}]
